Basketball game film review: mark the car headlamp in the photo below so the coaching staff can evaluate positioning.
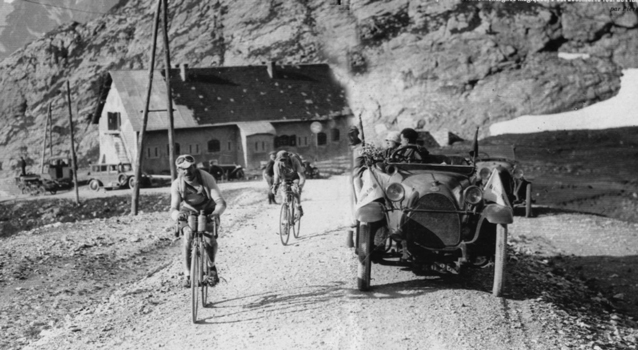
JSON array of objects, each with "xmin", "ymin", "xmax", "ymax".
[
  {"xmin": 463, "ymin": 186, "xmax": 483, "ymax": 205},
  {"xmin": 386, "ymin": 183, "xmax": 405, "ymax": 202},
  {"xmin": 479, "ymin": 167, "xmax": 491, "ymax": 181},
  {"xmin": 513, "ymin": 168, "xmax": 524, "ymax": 179}
]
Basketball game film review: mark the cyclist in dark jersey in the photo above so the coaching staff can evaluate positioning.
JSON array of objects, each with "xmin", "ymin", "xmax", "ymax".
[
  {"xmin": 170, "ymin": 154, "xmax": 226, "ymax": 288},
  {"xmin": 271, "ymin": 150, "xmax": 306, "ymax": 217},
  {"xmin": 263, "ymin": 151, "xmax": 278, "ymax": 204}
]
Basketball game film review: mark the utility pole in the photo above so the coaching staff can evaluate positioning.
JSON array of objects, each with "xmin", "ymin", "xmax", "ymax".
[
  {"xmin": 161, "ymin": 0, "xmax": 176, "ymax": 181},
  {"xmin": 40, "ymin": 102, "xmax": 51, "ymax": 174},
  {"xmin": 48, "ymin": 103, "xmax": 53, "ymax": 158},
  {"xmin": 65, "ymin": 81, "xmax": 80, "ymax": 204},
  {"xmin": 131, "ymin": 0, "xmax": 162, "ymax": 215}
]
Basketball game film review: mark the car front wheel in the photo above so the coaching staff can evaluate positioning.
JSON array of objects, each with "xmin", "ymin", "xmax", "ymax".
[
  {"xmin": 89, "ymin": 179, "xmax": 101, "ymax": 192},
  {"xmin": 128, "ymin": 176, "xmax": 136, "ymax": 190}
]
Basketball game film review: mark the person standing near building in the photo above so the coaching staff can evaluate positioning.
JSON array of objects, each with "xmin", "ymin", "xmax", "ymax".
[
  {"xmin": 263, "ymin": 151, "xmax": 278, "ymax": 205},
  {"xmin": 19, "ymin": 156, "xmax": 27, "ymax": 176}
]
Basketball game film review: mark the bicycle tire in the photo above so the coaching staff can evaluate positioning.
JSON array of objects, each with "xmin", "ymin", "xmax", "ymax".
[
  {"xmin": 292, "ymin": 196, "xmax": 300, "ymax": 239},
  {"xmin": 279, "ymin": 202, "xmax": 290, "ymax": 245},
  {"xmin": 201, "ymin": 243, "xmax": 209, "ymax": 308},
  {"xmin": 191, "ymin": 242, "xmax": 200, "ymax": 323}
]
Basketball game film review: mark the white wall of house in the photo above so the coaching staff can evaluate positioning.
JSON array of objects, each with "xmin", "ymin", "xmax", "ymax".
[{"xmin": 98, "ymin": 88, "xmax": 136, "ymax": 164}]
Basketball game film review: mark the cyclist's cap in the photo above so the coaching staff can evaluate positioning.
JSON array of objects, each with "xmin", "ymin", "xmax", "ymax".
[
  {"xmin": 276, "ymin": 150, "xmax": 289, "ymax": 160},
  {"xmin": 175, "ymin": 154, "xmax": 195, "ymax": 169},
  {"xmin": 269, "ymin": 150, "xmax": 277, "ymax": 156}
]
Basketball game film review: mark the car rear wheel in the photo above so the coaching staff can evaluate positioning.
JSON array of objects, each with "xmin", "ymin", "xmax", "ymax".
[
  {"xmin": 357, "ymin": 222, "xmax": 374, "ymax": 291},
  {"xmin": 492, "ymin": 224, "xmax": 507, "ymax": 297},
  {"xmin": 525, "ymin": 183, "xmax": 533, "ymax": 218},
  {"xmin": 128, "ymin": 176, "xmax": 136, "ymax": 190},
  {"xmin": 89, "ymin": 179, "xmax": 101, "ymax": 192}
]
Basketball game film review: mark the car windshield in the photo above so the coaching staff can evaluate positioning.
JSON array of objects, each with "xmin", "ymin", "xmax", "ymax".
[{"xmin": 121, "ymin": 164, "xmax": 133, "ymax": 172}]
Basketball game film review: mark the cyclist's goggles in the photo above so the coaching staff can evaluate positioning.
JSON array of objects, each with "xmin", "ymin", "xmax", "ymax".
[{"xmin": 175, "ymin": 154, "xmax": 195, "ymax": 169}]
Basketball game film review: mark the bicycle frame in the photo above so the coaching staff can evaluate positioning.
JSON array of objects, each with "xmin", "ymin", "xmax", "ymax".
[{"xmin": 189, "ymin": 211, "xmax": 218, "ymax": 324}]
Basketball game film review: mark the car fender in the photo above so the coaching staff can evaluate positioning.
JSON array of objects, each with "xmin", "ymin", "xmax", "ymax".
[
  {"xmin": 482, "ymin": 203, "xmax": 513, "ymax": 224},
  {"xmin": 355, "ymin": 202, "xmax": 386, "ymax": 223}
]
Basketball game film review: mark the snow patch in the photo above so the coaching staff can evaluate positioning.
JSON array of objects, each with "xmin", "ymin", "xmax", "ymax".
[
  {"xmin": 490, "ymin": 69, "xmax": 638, "ymax": 136},
  {"xmin": 558, "ymin": 52, "xmax": 590, "ymax": 60}
]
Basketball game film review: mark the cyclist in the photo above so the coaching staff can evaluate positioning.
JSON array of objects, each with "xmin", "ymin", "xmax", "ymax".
[
  {"xmin": 262, "ymin": 151, "xmax": 278, "ymax": 205},
  {"xmin": 170, "ymin": 154, "xmax": 227, "ymax": 288},
  {"xmin": 271, "ymin": 150, "xmax": 306, "ymax": 217}
]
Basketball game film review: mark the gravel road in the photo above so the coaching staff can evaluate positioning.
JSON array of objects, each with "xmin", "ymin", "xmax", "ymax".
[{"xmin": 2, "ymin": 176, "xmax": 636, "ymax": 350}]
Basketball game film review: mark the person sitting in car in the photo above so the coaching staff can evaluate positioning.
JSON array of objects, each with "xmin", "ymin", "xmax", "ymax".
[{"xmin": 382, "ymin": 131, "xmax": 401, "ymax": 159}]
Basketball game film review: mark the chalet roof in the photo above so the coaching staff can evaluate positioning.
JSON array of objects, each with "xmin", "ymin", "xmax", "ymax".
[{"xmin": 103, "ymin": 64, "xmax": 350, "ymax": 132}]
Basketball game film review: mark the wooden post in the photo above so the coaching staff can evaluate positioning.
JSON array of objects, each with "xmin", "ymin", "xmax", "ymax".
[
  {"xmin": 131, "ymin": 0, "xmax": 162, "ymax": 215},
  {"xmin": 40, "ymin": 102, "xmax": 51, "ymax": 174},
  {"xmin": 48, "ymin": 103, "xmax": 53, "ymax": 158},
  {"xmin": 65, "ymin": 81, "xmax": 80, "ymax": 204},
  {"xmin": 161, "ymin": 0, "xmax": 176, "ymax": 181}
]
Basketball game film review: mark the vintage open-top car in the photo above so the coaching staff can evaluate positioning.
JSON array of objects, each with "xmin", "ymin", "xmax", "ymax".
[{"xmin": 351, "ymin": 143, "xmax": 513, "ymax": 296}]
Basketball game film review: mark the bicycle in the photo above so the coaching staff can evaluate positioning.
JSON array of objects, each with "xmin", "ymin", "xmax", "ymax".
[
  {"xmin": 278, "ymin": 181, "xmax": 301, "ymax": 245},
  {"xmin": 187, "ymin": 210, "xmax": 218, "ymax": 324}
]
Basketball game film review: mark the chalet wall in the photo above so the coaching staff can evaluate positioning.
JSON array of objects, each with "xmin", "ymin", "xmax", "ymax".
[
  {"xmin": 141, "ymin": 125, "xmax": 240, "ymax": 174},
  {"xmin": 272, "ymin": 117, "xmax": 350, "ymax": 163},
  {"xmin": 98, "ymin": 88, "xmax": 137, "ymax": 164}
]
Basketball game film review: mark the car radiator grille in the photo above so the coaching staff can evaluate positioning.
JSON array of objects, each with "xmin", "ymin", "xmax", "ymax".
[{"xmin": 403, "ymin": 193, "xmax": 461, "ymax": 249}]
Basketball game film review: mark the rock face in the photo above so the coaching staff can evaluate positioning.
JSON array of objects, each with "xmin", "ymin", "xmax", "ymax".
[
  {"xmin": 0, "ymin": 0, "xmax": 120, "ymax": 61},
  {"xmin": 0, "ymin": 0, "xmax": 636, "ymax": 177}
]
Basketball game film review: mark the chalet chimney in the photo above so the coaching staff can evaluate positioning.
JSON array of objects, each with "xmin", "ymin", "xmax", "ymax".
[
  {"xmin": 267, "ymin": 61, "xmax": 277, "ymax": 79},
  {"xmin": 180, "ymin": 63, "xmax": 189, "ymax": 82}
]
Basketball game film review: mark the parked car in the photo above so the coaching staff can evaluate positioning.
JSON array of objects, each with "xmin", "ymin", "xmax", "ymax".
[
  {"xmin": 41, "ymin": 156, "xmax": 74, "ymax": 192},
  {"xmin": 473, "ymin": 145, "xmax": 534, "ymax": 218},
  {"xmin": 350, "ymin": 144, "xmax": 513, "ymax": 296},
  {"xmin": 87, "ymin": 163, "xmax": 151, "ymax": 191}
]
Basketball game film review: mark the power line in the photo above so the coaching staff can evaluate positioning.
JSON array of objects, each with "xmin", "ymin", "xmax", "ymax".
[{"xmin": 19, "ymin": 0, "xmax": 109, "ymax": 15}]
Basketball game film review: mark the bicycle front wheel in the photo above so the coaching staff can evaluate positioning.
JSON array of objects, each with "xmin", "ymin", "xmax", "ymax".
[
  {"xmin": 279, "ymin": 202, "xmax": 290, "ymax": 245},
  {"xmin": 201, "ymin": 244, "xmax": 209, "ymax": 308},
  {"xmin": 292, "ymin": 196, "xmax": 301, "ymax": 239},
  {"xmin": 191, "ymin": 242, "xmax": 200, "ymax": 323}
]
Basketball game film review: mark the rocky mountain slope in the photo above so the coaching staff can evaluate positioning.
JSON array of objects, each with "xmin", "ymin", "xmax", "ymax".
[
  {"xmin": 0, "ymin": 0, "xmax": 636, "ymax": 177},
  {"xmin": 0, "ymin": 0, "xmax": 120, "ymax": 61}
]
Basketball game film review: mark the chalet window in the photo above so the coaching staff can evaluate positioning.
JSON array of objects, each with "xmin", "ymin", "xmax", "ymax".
[
  {"xmin": 255, "ymin": 142, "xmax": 258, "ymax": 151},
  {"xmin": 188, "ymin": 144, "xmax": 200, "ymax": 155},
  {"xmin": 207, "ymin": 139, "xmax": 220, "ymax": 153},
  {"xmin": 175, "ymin": 143, "xmax": 181, "ymax": 155},
  {"xmin": 107, "ymin": 112, "xmax": 121, "ymax": 131},
  {"xmin": 275, "ymin": 135, "xmax": 297, "ymax": 147},
  {"xmin": 147, "ymin": 148, "xmax": 151, "ymax": 158},
  {"xmin": 317, "ymin": 132, "xmax": 327, "ymax": 146},
  {"xmin": 304, "ymin": 136, "xmax": 308, "ymax": 146},
  {"xmin": 154, "ymin": 147, "xmax": 159, "ymax": 158},
  {"xmin": 331, "ymin": 128, "xmax": 340, "ymax": 142},
  {"xmin": 227, "ymin": 141, "xmax": 232, "ymax": 151}
]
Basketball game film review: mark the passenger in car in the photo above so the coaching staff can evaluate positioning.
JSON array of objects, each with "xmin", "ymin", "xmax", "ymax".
[{"xmin": 382, "ymin": 131, "xmax": 401, "ymax": 158}]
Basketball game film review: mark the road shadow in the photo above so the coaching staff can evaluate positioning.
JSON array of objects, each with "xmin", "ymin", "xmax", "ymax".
[{"xmin": 198, "ymin": 282, "xmax": 348, "ymax": 324}]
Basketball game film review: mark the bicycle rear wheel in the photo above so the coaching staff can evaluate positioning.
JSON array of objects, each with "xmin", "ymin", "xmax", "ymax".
[
  {"xmin": 292, "ymin": 196, "xmax": 301, "ymax": 239},
  {"xmin": 191, "ymin": 242, "xmax": 200, "ymax": 323},
  {"xmin": 279, "ymin": 202, "xmax": 290, "ymax": 245}
]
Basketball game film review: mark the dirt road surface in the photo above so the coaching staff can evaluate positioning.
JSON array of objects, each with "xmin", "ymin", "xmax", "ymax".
[{"xmin": 2, "ymin": 177, "xmax": 635, "ymax": 350}]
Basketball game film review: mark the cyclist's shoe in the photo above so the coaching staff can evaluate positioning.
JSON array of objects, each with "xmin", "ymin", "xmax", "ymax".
[
  {"xmin": 205, "ymin": 266, "xmax": 220, "ymax": 286},
  {"xmin": 297, "ymin": 206, "xmax": 304, "ymax": 218},
  {"xmin": 182, "ymin": 276, "xmax": 191, "ymax": 288}
]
